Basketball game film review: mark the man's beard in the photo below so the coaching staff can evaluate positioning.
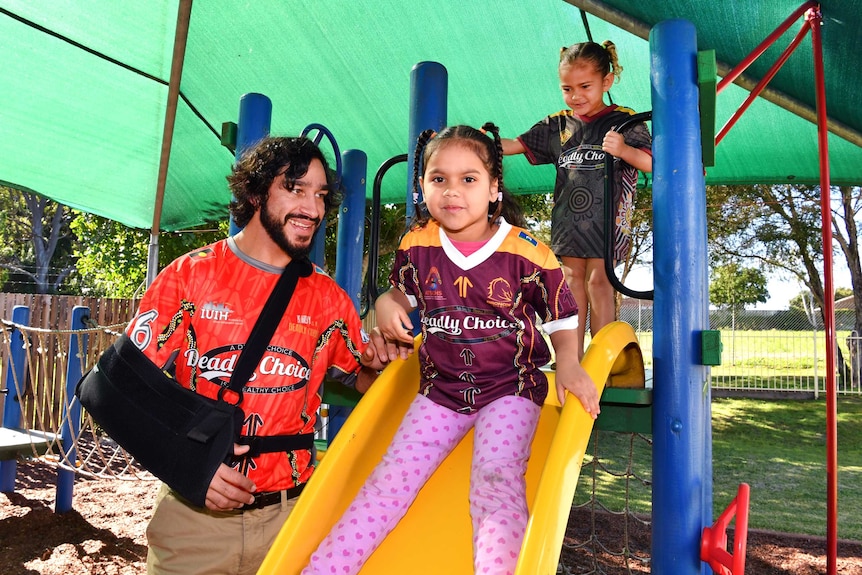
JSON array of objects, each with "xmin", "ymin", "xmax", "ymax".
[{"xmin": 259, "ymin": 199, "xmax": 320, "ymax": 262}]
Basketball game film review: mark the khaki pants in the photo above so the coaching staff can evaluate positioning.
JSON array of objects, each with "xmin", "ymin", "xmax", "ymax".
[{"xmin": 146, "ymin": 483, "xmax": 297, "ymax": 575}]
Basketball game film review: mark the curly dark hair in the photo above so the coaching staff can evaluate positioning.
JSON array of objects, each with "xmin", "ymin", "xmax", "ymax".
[
  {"xmin": 226, "ymin": 136, "xmax": 343, "ymax": 229},
  {"xmin": 411, "ymin": 123, "xmax": 526, "ymax": 229}
]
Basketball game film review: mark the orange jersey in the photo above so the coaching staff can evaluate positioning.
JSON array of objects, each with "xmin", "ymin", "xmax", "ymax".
[{"xmin": 126, "ymin": 238, "xmax": 367, "ymax": 491}]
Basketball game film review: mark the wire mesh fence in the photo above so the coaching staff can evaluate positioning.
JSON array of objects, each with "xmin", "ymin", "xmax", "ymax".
[{"xmin": 614, "ymin": 300, "xmax": 861, "ymax": 396}]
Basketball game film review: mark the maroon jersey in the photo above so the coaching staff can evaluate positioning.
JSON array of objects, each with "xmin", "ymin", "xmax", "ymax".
[{"xmin": 389, "ymin": 219, "xmax": 579, "ymax": 413}]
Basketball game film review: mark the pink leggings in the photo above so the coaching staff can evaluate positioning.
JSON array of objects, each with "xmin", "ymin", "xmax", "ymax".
[{"xmin": 302, "ymin": 393, "xmax": 541, "ymax": 575}]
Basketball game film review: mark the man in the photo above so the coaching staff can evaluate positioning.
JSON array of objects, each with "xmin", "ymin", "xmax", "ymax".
[{"xmin": 129, "ymin": 136, "xmax": 387, "ymax": 574}]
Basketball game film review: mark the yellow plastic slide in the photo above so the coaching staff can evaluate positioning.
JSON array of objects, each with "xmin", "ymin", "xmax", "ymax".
[{"xmin": 258, "ymin": 321, "xmax": 644, "ymax": 575}]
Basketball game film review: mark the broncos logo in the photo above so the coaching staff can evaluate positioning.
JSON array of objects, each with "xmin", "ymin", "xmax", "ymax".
[{"xmin": 487, "ymin": 277, "xmax": 514, "ymax": 308}]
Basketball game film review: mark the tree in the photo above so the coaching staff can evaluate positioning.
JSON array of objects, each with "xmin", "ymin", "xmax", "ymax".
[
  {"xmin": 0, "ymin": 186, "xmax": 75, "ymax": 294},
  {"xmin": 68, "ymin": 214, "xmax": 147, "ymax": 297},
  {"xmin": 624, "ymin": 185, "xmax": 654, "ymax": 283},
  {"xmin": 708, "ymin": 262, "xmax": 768, "ymax": 366},
  {"xmin": 707, "ymin": 184, "xmax": 862, "ymax": 382},
  {"xmin": 70, "ymin": 212, "xmax": 228, "ymax": 298},
  {"xmin": 709, "ymin": 262, "xmax": 769, "ymax": 311},
  {"xmin": 710, "ymin": 261, "xmax": 768, "ymax": 330},
  {"xmin": 707, "ymin": 184, "xmax": 860, "ymax": 319},
  {"xmin": 789, "ymin": 287, "xmax": 853, "ymax": 311}
]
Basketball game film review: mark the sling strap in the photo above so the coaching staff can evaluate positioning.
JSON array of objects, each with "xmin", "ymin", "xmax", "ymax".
[
  {"xmin": 238, "ymin": 433, "xmax": 315, "ymax": 458},
  {"xmin": 222, "ymin": 256, "xmax": 315, "ymax": 454},
  {"xmin": 222, "ymin": 256, "xmax": 314, "ymax": 402}
]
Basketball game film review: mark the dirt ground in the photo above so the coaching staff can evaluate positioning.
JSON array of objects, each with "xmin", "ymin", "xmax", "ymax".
[{"xmin": 1, "ymin": 459, "xmax": 861, "ymax": 575}]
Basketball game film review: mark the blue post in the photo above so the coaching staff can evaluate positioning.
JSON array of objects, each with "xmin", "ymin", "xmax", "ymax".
[
  {"xmin": 310, "ymin": 216, "xmax": 326, "ymax": 268},
  {"xmin": 326, "ymin": 149, "xmax": 368, "ymax": 440},
  {"xmin": 335, "ymin": 149, "xmax": 368, "ymax": 310},
  {"xmin": 405, "ymin": 62, "xmax": 447, "ymax": 220},
  {"xmin": 55, "ymin": 306, "xmax": 89, "ymax": 513},
  {"xmin": 229, "ymin": 93, "xmax": 273, "ymax": 236},
  {"xmin": 650, "ymin": 20, "xmax": 710, "ymax": 574},
  {"xmin": 404, "ymin": 62, "xmax": 447, "ymax": 328},
  {"xmin": 0, "ymin": 305, "xmax": 31, "ymax": 492}
]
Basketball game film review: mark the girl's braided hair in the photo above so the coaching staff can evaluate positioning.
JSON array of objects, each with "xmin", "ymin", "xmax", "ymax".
[{"xmin": 411, "ymin": 122, "xmax": 525, "ymax": 228}]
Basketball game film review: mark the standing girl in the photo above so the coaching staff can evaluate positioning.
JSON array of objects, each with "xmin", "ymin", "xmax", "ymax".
[
  {"xmin": 302, "ymin": 123, "xmax": 599, "ymax": 575},
  {"xmin": 503, "ymin": 40, "xmax": 652, "ymax": 358}
]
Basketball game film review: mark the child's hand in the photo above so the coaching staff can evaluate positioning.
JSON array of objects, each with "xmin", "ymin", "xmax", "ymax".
[
  {"xmin": 377, "ymin": 302, "xmax": 414, "ymax": 345},
  {"xmin": 601, "ymin": 130, "xmax": 629, "ymax": 158},
  {"xmin": 555, "ymin": 361, "xmax": 600, "ymax": 419},
  {"xmin": 375, "ymin": 290, "xmax": 416, "ymax": 361}
]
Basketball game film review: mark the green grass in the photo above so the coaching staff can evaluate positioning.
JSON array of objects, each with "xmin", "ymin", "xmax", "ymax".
[{"xmin": 572, "ymin": 396, "xmax": 862, "ymax": 540}]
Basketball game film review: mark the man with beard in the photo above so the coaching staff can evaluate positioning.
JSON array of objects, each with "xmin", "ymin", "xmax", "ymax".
[{"xmin": 128, "ymin": 136, "xmax": 389, "ymax": 575}]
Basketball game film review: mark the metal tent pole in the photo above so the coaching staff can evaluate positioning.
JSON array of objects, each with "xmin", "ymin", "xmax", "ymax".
[
  {"xmin": 807, "ymin": 6, "xmax": 839, "ymax": 574},
  {"xmin": 146, "ymin": 0, "xmax": 193, "ymax": 287}
]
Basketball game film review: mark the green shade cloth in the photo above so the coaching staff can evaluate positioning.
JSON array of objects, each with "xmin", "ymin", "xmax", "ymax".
[{"xmin": 1, "ymin": 0, "xmax": 859, "ymax": 231}]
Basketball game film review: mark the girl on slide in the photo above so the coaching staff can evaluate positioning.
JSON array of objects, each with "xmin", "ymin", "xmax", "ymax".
[{"xmin": 302, "ymin": 123, "xmax": 599, "ymax": 575}]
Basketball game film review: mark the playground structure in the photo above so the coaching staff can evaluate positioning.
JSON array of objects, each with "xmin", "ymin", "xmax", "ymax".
[{"xmin": 0, "ymin": 3, "xmax": 848, "ymax": 574}]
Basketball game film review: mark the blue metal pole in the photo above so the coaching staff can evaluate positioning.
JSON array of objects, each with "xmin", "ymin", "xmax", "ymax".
[
  {"xmin": 230, "ymin": 93, "xmax": 273, "ymax": 236},
  {"xmin": 310, "ymin": 217, "xmax": 326, "ymax": 268},
  {"xmin": 650, "ymin": 19, "xmax": 710, "ymax": 575},
  {"xmin": 0, "ymin": 305, "xmax": 31, "ymax": 492},
  {"xmin": 404, "ymin": 62, "xmax": 447, "ymax": 328},
  {"xmin": 328, "ymin": 149, "xmax": 368, "ymax": 440},
  {"xmin": 335, "ymin": 149, "xmax": 368, "ymax": 310},
  {"xmin": 405, "ymin": 62, "xmax": 447, "ymax": 220},
  {"xmin": 55, "ymin": 306, "xmax": 89, "ymax": 513}
]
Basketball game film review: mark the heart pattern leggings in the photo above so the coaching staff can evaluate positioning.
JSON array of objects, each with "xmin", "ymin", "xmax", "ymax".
[{"xmin": 302, "ymin": 393, "xmax": 541, "ymax": 575}]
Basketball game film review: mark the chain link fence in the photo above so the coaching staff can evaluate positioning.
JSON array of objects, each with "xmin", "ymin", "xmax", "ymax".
[{"xmin": 613, "ymin": 300, "xmax": 861, "ymax": 396}]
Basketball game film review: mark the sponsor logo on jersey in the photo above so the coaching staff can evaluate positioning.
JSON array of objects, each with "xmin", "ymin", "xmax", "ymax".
[
  {"xmin": 422, "ymin": 306, "xmax": 522, "ymax": 343},
  {"xmin": 199, "ymin": 302, "xmax": 243, "ymax": 325},
  {"xmin": 453, "ymin": 275, "xmax": 473, "ymax": 298},
  {"xmin": 559, "ymin": 146, "xmax": 605, "ymax": 170},
  {"xmin": 423, "ymin": 266, "xmax": 444, "ymax": 299},
  {"xmin": 289, "ymin": 314, "xmax": 319, "ymax": 336},
  {"xmin": 184, "ymin": 343, "xmax": 311, "ymax": 393}
]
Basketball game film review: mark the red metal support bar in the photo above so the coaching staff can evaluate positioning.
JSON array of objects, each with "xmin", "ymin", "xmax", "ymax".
[
  {"xmin": 716, "ymin": 22, "xmax": 810, "ymax": 146},
  {"xmin": 701, "ymin": 483, "xmax": 750, "ymax": 575},
  {"xmin": 807, "ymin": 6, "xmax": 839, "ymax": 575},
  {"xmin": 717, "ymin": 0, "xmax": 816, "ymax": 94}
]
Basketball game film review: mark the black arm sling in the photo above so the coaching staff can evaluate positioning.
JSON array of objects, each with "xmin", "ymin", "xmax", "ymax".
[{"xmin": 76, "ymin": 257, "xmax": 313, "ymax": 508}]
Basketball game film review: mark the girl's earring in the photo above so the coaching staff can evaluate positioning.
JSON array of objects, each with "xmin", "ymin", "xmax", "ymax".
[{"xmin": 488, "ymin": 197, "xmax": 502, "ymax": 219}]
